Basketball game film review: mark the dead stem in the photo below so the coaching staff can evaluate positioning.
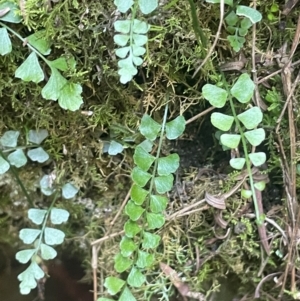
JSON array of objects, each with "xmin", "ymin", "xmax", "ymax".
[
  {"xmin": 275, "ymin": 15, "xmax": 300, "ymax": 297},
  {"xmin": 192, "ymin": 0, "xmax": 225, "ymax": 78}
]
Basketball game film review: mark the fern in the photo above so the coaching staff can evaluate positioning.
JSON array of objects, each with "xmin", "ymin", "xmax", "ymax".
[
  {"xmin": 202, "ymin": 73, "xmax": 267, "ymax": 224},
  {"xmin": 114, "ymin": 0, "xmax": 158, "ymax": 84},
  {"xmin": 0, "ymin": 2, "xmax": 83, "ymax": 111},
  {"xmin": 205, "ymin": 0, "xmax": 262, "ymax": 52},
  {"xmin": 100, "ymin": 105, "xmax": 185, "ymax": 301}
]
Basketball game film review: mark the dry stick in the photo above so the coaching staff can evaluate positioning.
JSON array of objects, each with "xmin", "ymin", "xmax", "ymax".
[
  {"xmin": 277, "ymin": 15, "xmax": 300, "ymax": 298},
  {"xmin": 276, "ymin": 70, "xmax": 300, "ymax": 225},
  {"xmin": 167, "ymin": 174, "xmax": 247, "ymax": 220},
  {"xmin": 278, "ymin": 70, "xmax": 300, "ymax": 298},
  {"xmin": 287, "ymin": 15, "xmax": 300, "ymax": 62},
  {"xmin": 245, "ymin": 214, "xmax": 288, "ymax": 245},
  {"xmin": 109, "ymin": 190, "xmax": 131, "ymax": 226},
  {"xmin": 251, "ymin": 3, "xmax": 267, "ymax": 111},
  {"xmin": 185, "ymin": 106, "xmax": 215, "ymax": 125},
  {"xmin": 286, "ymin": 17, "xmax": 300, "ymax": 220},
  {"xmin": 91, "ymin": 245, "xmax": 99, "ymax": 301},
  {"xmin": 91, "ymin": 230, "xmax": 125, "ymax": 246},
  {"xmin": 257, "ymin": 59, "xmax": 300, "ymax": 84},
  {"xmin": 174, "ymin": 205, "xmax": 209, "ymax": 217},
  {"xmin": 275, "ymin": 71, "xmax": 300, "ymax": 139},
  {"xmin": 254, "ymin": 272, "xmax": 282, "ymax": 299},
  {"xmin": 285, "ymin": 17, "xmax": 300, "ymax": 219},
  {"xmin": 282, "ymin": 0, "xmax": 300, "ymax": 15},
  {"xmin": 192, "ymin": 0, "xmax": 224, "ymax": 78}
]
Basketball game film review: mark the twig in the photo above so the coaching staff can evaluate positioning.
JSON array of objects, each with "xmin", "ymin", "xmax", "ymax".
[
  {"xmin": 173, "ymin": 204, "xmax": 209, "ymax": 218},
  {"xmin": 192, "ymin": 0, "xmax": 224, "ymax": 78},
  {"xmin": 257, "ymin": 59, "xmax": 300, "ymax": 84},
  {"xmin": 91, "ymin": 230, "xmax": 125, "ymax": 246},
  {"xmin": 167, "ymin": 174, "xmax": 247, "ymax": 220},
  {"xmin": 283, "ymin": 0, "xmax": 300, "ymax": 15},
  {"xmin": 254, "ymin": 272, "xmax": 282, "ymax": 298},
  {"xmin": 109, "ymin": 190, "xmax": 130, "ymax": 226},
  {"xmin": 185, "ymin": 106, "xmax": 215, "ymax": 125},
  {"xmin": 276, "ymin": 15, "xmax": 300, "ymax": 297},
  {"xmin": 275, "ymin": 71, "xmax": 300, "ymax": 135},
  {"xmin": 251, "ymin": 0, "xmax": 267, "ymax": 111},
  {"xmin": 167, "ymin": 199, "xmax": 206, "ymax": 221},
  {"xmin": 245, "ymin": 214, "xmax": 288, "ymax": 247}
]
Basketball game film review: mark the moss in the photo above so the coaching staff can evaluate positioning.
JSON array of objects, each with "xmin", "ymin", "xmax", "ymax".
[{"xmin": 0, "ymin": 0, "xmax": 299, "ymax": 299}]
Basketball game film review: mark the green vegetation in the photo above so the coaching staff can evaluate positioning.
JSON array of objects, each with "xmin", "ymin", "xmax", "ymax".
[
  {"xmin": 0, "ymin": 3, "xmax": 83, "ymax": 110},
  {"xmin": 16, "ymin": 207, "xmax": 70, "ymax": 294},
  {"xmin": 0, "ymin": 0, "xmax": 299, "ymax": 300},
  {"xmin": 0, "ymin": 128, "xmax": 78, "ymax": 294},
  {"xmin": 113, "ymin": 0, "xmax": 158, "ymax": 83},
  {"xmin": 203, "ymin": 74, "xmax": 266, "ymax": 222},
  {"xmin": 100, "ymin": 105, "xmax": 185, "ymax": 301}
]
